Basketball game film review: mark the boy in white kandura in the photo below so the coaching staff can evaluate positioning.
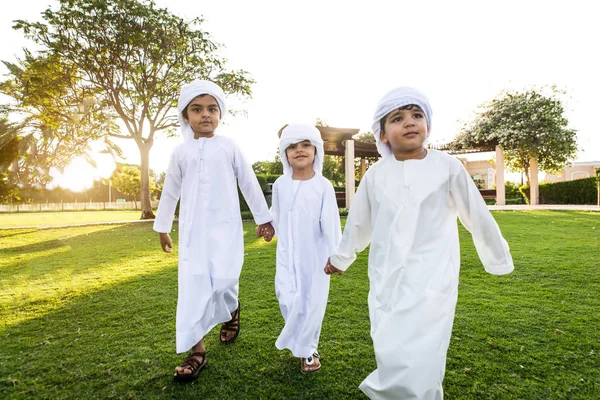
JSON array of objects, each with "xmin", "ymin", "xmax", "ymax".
[
  {"xmin": 325, "ymin": 87, "xmax": 514, "ymax": 399},
  {"xmin": 154, "ymin": 80, "xmax": 274, "ymax": 382},
  {"xmin": 262, "ymin": 123, "xmax": 341, "ymax": 373}
]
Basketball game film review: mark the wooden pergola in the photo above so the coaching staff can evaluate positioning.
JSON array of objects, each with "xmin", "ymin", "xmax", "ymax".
[
  {"xmin": 317, "ymin": 126, "xmax": 379, "ymax": 208},
  {"xmin": 281, "ymin": 126, "xmax": 527, "ymax": 207}
]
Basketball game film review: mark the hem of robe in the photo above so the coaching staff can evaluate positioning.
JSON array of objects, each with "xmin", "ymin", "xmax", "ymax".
[
  {"xmin": 275, "ymin": 338, "xmax": 317, "ymax": 359},
  {"xmin": 359, "ymin": 371, "xmax": 444, "ymax": 400},
  {"xmin": 175, "ymin": 297, "xmax": 240, "ymax": 353},
  {"xmin": 485, "ymin": 263, "xmax": 514, "ymax": 275}
]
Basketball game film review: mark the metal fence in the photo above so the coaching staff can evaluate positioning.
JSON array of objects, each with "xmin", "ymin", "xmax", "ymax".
[{"xmin": 0, "ymin": 200, "xmax": 159, "ymax": 212}]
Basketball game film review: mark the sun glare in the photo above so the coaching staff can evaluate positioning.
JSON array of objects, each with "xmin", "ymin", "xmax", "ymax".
[{"xmin": 47, "ymin": 152, "xmax": 116, "ymax": 192}]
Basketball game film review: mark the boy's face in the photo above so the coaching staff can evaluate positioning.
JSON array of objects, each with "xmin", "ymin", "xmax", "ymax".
[
  {"xmin": 285, "ymin": 140, "xmax": 316, "ymax": 172},
  {"xmin": 380, "ymin": 105, "xmax": 428, "ymax": 157},
  {"xmin": 183, "ymin": 95, "xmax": 220, "ymax": 138}
]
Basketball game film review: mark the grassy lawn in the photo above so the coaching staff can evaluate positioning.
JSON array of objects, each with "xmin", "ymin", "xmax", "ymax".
[
  {"xmin": 1, "ymin": 211, "xmax": 599, "ymax": 399},
  {"xmin": 0, "ymin": 211, "xmax": 144, "ymax": 228}
]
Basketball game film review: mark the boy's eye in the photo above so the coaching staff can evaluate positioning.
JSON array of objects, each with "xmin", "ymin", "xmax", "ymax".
[
  {"xmin": 414, "ymin": 113, "xmax": 423, "ymax": 118},
  {"xmin": 210, "ymin": 108, "xmax": 218, "ymax": 113}
]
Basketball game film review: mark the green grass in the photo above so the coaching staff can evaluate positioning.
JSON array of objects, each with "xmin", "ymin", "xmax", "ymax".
[
  {"xmin": 0, "ymin": 211, "xmax": 599, "ymax": 399},
  {"xmin": 0, "ymin": 211, "xmax": 144, "ymax": 228}
]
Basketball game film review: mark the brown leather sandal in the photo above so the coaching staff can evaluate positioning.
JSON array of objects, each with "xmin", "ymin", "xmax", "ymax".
[
  {"xmin": 220, "ymin": 302, "xmax": 240, "ymax": 344},
  {"xmin": 173, "ymin": 351, "xmax": 207, "ymax": 382},
  {"xmin": 301, "ymin": 351, "xmax": 321, "ymax": 373}
]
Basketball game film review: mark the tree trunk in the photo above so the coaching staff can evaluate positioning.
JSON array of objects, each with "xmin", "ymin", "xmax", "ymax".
[{"xmin": 139, "ymin": 141, "xmax": 155, "ymax": 220}]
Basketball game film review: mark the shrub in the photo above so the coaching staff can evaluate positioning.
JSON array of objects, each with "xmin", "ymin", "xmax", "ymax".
[{"xmin": 520, "ymin": 176, "xmax": 598, "ymax": 205}]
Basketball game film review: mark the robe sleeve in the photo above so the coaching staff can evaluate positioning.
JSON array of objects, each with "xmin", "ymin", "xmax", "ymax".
[
  {"xmin": 329, "ymin": 174, "xmax": 373, "ymax": 271},
  {"xmin": 153, "ymin": 148, "xmax": 182, "ymax": 233},
  {"xmin": 233, "ymin": 143, "xmax": 272, "ymax": 225},
  {"xmin": 450, "ymin": 161, "xmax": 514, "ymax": 275},
  {"xmin": 270, "ymin": 179, "xmax": 281, "ymax": 236},
  {"xmin": 320, "ymin": 180, "xmax": 342, "ymax": 253}
]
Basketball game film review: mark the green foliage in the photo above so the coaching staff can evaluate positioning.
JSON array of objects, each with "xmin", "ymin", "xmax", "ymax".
[
  {"xmin": 254, "ymin": 174, "xmax": 280, "ymax": 190},
  {"xmin": 519, "ymin": 177, "xmax": 598, "ymax": 205},
  {"xmin": 252, "ymin": 159, "xmax": 283, "ymax": 175},
  {"xmin": 0, "ymin": 52, "xmax": 114, "ymax": 186},
  {"xmin": 323, "ymin": 155, "xmax": 344, "ymax": 186},
  {"xmin": 110, "ymin": 164, "xmax": 155, "ymax": 199},
  {"xmin": 453, "ymin": 87, "xmax": 578, "ymax": 184},
  {"xmin": 14, "ymin": 0, "xmax": 254, "ymax": 216}
]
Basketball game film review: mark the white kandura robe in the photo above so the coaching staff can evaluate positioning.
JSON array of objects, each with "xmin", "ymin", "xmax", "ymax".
[
  {"xmin": 329, "ymin": 150, "xmax": 514, "ymax": 400},
  {"xmin": 271, "ymin": 174, "xmax": 341, "ymax": 358},
  {"xmin": 154, "ymin": 135, "xmax": 271, "ymax": 353}
]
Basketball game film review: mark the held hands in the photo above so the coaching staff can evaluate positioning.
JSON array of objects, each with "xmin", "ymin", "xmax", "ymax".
[
  {"xmin": 159, "ymin": 232, "xmax": 173, "ymax": 253},
  {"xmin": 324, "ymin": 257, "xmax": 344, "ymax": 276},
  {"xmin": 256, "ymin": 222, "xmax": 275, "ymax": 242}
]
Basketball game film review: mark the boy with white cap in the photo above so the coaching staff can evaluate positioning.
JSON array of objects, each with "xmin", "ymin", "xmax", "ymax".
[
  {"xmin": 324, "ymin": 87, "xmax": 514, "ymax": 399},
  {"xmin": 154, "ymin": 79, "xmax": 274, "ymax": 382},
  {"xmin": 265, "ymin": 123, "xmax": 341, "ymax": 372}
]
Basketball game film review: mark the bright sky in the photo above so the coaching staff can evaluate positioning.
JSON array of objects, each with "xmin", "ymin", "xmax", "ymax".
[{"xmin": 1, "ymin": 0, "xmax": 598, "ymax": 191}]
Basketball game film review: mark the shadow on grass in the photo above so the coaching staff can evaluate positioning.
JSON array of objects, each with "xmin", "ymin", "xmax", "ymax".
[
  {"xmin": 0, "ymin": 229, "xmax": 40, "ymax": 239},
  {"xmin": 0, "ymin": 228, "xmax": 374, "ymax": 400},
  {"xmin": 2, "ymin": 213, "xmax": 599, "ymax": 399},
  {"xmin": 0, "ymin": 223, "xmax": 168, "ymax": 280}
]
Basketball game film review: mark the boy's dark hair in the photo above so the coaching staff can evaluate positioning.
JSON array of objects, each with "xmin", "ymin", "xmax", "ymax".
[
  {"xmin": 380, "ymin": 104, "xmax": 423, "ymax": 133},
  {"xmin": 181, "ymin": 94, "xmax": 221, "ymax": 119}
]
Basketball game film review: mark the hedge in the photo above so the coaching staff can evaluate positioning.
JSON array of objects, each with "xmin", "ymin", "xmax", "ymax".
[{"xmin": 519, "ymin": 176, "xmax": 598, "ymax": 205}]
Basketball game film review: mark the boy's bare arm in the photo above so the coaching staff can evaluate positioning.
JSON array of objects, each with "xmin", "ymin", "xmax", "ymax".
[
  {"xmin": 159, "ymin": 232, "xmax": 173, "ymax": 253},
  {"xmin": 324, "ymin": 257, "xmax": 344, "ymax": 276}
]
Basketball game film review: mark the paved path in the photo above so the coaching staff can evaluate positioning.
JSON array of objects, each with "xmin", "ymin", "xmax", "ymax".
[
  {"xmin": 2, "ymin": 205, "xmax": 598, "ymax": 230},
  {"xmin": 488, "ymin": 204, "xmax": 600, "ymax": 211}
]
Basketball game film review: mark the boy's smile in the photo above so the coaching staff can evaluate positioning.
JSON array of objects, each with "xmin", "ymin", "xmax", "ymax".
[
  {"xmin": 286, "ymin": 140, "xmax": 316, "ymax": 172},
  {"xmin": 380, "ymin": 106, "xmax": 428, "ymax": 160},
  {"xmin": 183, "ymin": 95, "xmax": 221, "ymax": 138}
]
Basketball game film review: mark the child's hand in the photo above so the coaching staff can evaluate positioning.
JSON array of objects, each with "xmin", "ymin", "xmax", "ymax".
[
  {"xmin": 256, "ymin": 222, "xmax": 274, "ymax": 242},
  {"xmin": 324, "ymin": 258, "xmax": 344, "ymax": 276},
  {"xmin": 159, "ymin": 233, "xmax": 173, "ymax": 253}
]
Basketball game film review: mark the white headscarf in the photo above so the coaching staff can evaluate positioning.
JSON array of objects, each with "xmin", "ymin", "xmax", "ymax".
[
  {"xmin": 371, "ymin": 87, "xmax": 433, "ymax": 158},
  {"xmin": 279, "ymin": 123, "xmax": 324, "ymax": 176},
  {"xmin": 177, "ymin": 80, "xmax": 227, "ymax": 141}
]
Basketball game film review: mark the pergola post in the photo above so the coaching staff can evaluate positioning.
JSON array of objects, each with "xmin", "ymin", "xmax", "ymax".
[
  {"xmin": 495, "ymin": 145, "xmax": 505, "ymax": 206},
  {"xmin": 529, "ymin": 157, "xmax": 539, "ymax": 205},
  {"xmin": 345, "ymin": 140, "xmax": 355, "ymax": 208},
  {"xmin": 360, "ymin": 158, "xmax": 367, "ymax": 179}
]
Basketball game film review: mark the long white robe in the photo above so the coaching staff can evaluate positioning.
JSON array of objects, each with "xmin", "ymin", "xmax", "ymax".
[
  {"xmin": 329, "ymin": 150, "xmax": 514, "ymax": 400},
  {"xmin": 271, "ymin": 174, "xmax": 341, "ymax": 358},
  {"xmin": 154, "ymin": 135, "xmax": 271, "ymax": 353}
]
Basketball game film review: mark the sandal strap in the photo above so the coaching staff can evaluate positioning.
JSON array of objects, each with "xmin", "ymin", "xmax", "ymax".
[
  {"xmin": 180, "ymin": 352, "xmax": 206, "ymax": 372},
  {"xmin": 220, "ymin": 304, "xmax": 240, "ymax": 330},
  {"xmin": 220, "ymin": 325, "xmax": 239, "ymax": 332}
]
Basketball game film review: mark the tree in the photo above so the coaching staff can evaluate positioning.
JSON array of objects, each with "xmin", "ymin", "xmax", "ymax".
[
  {"xmin": 352, "ymin": 131, "xmax": 378, "ymax": 181},
  {"xmin": 110, "ymin": 163, "xmax": 156, "ymax": 208},
  {"xmin": 322, "ymin": 155, "xmax": 344, "ymax": 186},
  {"xmin": 452, "ymin": 87, "xmax": 578, "ymax": 184},
  {"xmin": 15, "ymin": 0, "xmax": 254, "ymax": 219},
  {"xmin": 0, "ymin": 52, "xmax": 114, "ymax": 187}
]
